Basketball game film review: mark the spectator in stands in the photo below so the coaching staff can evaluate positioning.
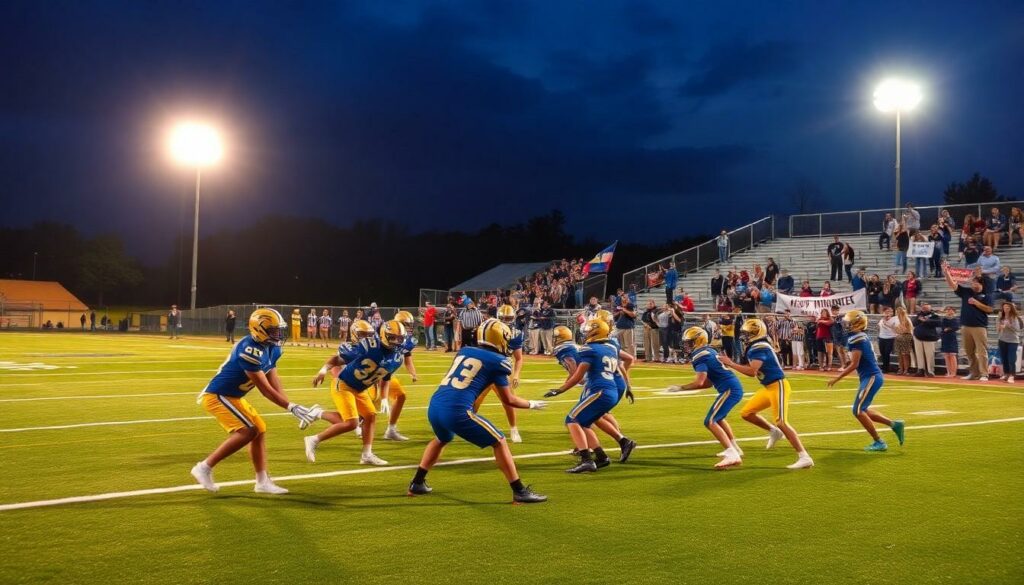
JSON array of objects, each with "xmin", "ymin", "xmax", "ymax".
[
  {"xmin": 852, "ymin": 269, "xmax": 866, "ymax": 292},
  {"xmin": 894, "ymin": 306, "xmax": 914, "ymax": 375},
  {"xmin": 90, "ymin": 310, "xmax": 96, "ymax": 332},
  {"xmin": 791, "ymin": 317, "xmax": 806, "ymax": 370},
  {"xmin": 978, "ymin": 246, "xmax": 1001, "ymax": 292},
  {"xmin": 939, "ymin": 209, "xmax": 956, "ymax": 231},
  {"xmin": 878, "ymin": 307, "xmax": 898, "ymax": 373},
  {"xmin": 443, "ymin": 302, "xmax": 457, "ymax": 352},
  {"xmin": 715, "ymin": 229, "xmax": 730, "ymax": 263},
  {"xmin": 759, "ymin": 285, "xmax": 776, "ymax": 314},
  {"xmin": 904, "ymin": 272, "xmax": 920, "ymax": 314},
  {"xmin": 737, "ymin": 290, "xmax": 756, "ymax": 314},
  {"xmin": 880, "ymin": 213, "xmax": 897, "ymax": 250},
  {"xmin": 839, "ymin": 242, "xmax": 854, "ymax": 283},
  {"xmin": 894, "ymin": 223, "xmax": 910, "ymax": 273},
  {"xmin": 943, "ymin": 265, "xmax": 993, "ymax": 381},
  {"xmin": 867, "ymin": 274, "xmax": 882, "ymax": 314},
  {"xmin": 777, "ymin": 269, "xmax": 794, "ymax": 295},
  {"xmin": 777, "ymin": 309, "xmax": 794, "ymax": 368},
  {"xmin": 820, "ymin": 281, "xmax": 833, "ymax": 297},
  {"xmin": 984, "ymin": 206, "xmax": 1007, "ymax": 251},
  {"xmin": 751, "ymin": 264, "xmax": 765, "ymax": 288},
  {"xmin": 422, "ymin": 302, "xmax": 437, "ymax": 350},
  {"xmin": 337, "ymin": 310, "xmax": 351, "ymax": 343},
  {"xmin": 996, "ymin": 266, "xmax": 1017, "ymax": 302},
  {"xmin": 664, "ymin": 263, "xmax": 678, "ymax": 304},
  {"xmin": 458, "ymin": 302, "xmax": 483, "ymax": 350},
  {"xmin": 799, "ymin": 280, "xmax": 814, "ymax": 297},
  {"xmin": 902, "ymin": 202, "xmax": 921, "ymax": 233},
  {"xmin": 830, "ymin": 305, "xmax": 849, "ymax": 369},
  {"xmin": 628, "ymin": 283, "xmax": 638, "ymax": 307},
  {"xmin": 961, "ymin": 237, "xmax": 981, "ymax": 267},
  {"xmin": 167, "ymin": 306, "xmax": 179, "ymax": 339},
  {"xmin": 765, "ymin": 258, "xmax": 779, "ymax": 286},
  {"xmin": 912, "ymin": 302, "xmax": 940, "ymax": 377},
  {"xmin": 938, "ymin": 217, "xmax": 954, "ymax": 257},
  {"xmin": 641, "ymin": 300, "xmax": 660, "ymax": 362},
  {"xmin": 535, "ymin": 300, "xmax": 556, "ymax": 355},
  {"xmin": 997, "ymin": 301, "xmax": 1022, "ymax": 383},
  {"xmin": 815, "ymin": 309, "xmax": 834, "ymax": 371},
  {"xmin": 678, "ymin": 292, "xmax": 695, "ymax": 313},
  {"xmin": 656, "ymin": 303, "xmax": 674, "ymax": 362},
  {"xmin": 79, "ymin": 313, "xmax": 86, "ymax": 330},
  {"xmin": 225, "ymin": 310, "xmax": 236, "ymax": 343},
  {"xmin": 749, "ymin": 285, "xmax": 761, "ymax": 312},
  {"xmin": 928, "ymin": 225, "xmax": 945, "ymax": 278},
  {"xmin": 614, "ymin": 297, "xmax": 637, "ymax": 356},
  {"xmin": 827, "ymin": 235, "xmax": 844, "ymax": 281},
  {"xmin": 940, "ymin": 306, "xmax": 960, "ymax": 377},
  {"xmin": 911, "ymin": 230, "xmax": 929, "ymax": 277},
  {"xmin": 1009, "ymin": 207, "xmax": 1024, "ymax": 247},
  {"xmin": 710, "ymin": 269, "xmax": 724, "ymax": 298}
]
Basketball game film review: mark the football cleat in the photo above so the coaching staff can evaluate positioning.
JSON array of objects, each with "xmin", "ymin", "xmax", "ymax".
[
  {"xmin": 714, "ymin": 456, "xmax": 742, "ymax": 469},
  {"xmin": 190, "ymin": 462, "xmax": 218, "ymax": 492},
  {"xmin": 595, "ymin": 458, "xmax": 611, "ymax": 469},
  {"xmin": 865, "ymin": 440, "xmax": 888, "ymax": 452},
  {"xmin": 360, "ymin": 452, "xmax": 389, "ymax": 466},
  {"xmin": 766, "ymin": 427, "xmax": 784, "ymax": 449},
  {"xmin": 407, "ymin": 481, "xmax": 432, "ymax": 496},
  {"xmin": 891, "ymin": 420, "xmax": 906, "ymax": 446},
  {"xmin": 254, "ymin": 481, "xmax": 289, "ymax": 495},
  {"xmin": 303, "ymin": 436, "xmax": 319, "ymax": 463},
  {"xmin": 566, "ymin": 460, "xmax": 598, "ymax": 473},
  {"xmin": 510, "ymin": 428, "xmax": 523, "ymax": 443},
  {"xmin": 786, "ymin": 455, "xmax": 814, "ymax": 469},
  {"xmin": 512, "ymin": 486, "xmax": 548, "ymax": 504},
  {"xmin": 619, "ymin": 439, "xmax": 637, "ymax": 463},
  {"xmin": 384, "ymin": 428, "xmax": 409, "ymax": 441}
]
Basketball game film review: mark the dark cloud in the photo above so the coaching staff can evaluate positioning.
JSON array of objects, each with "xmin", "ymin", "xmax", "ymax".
[
  {"xmin": 680, "ymin": 39, "xmax": 801, "ymax": 98},
  {"xmin": 623, "ymin": 1, "xmax": 678, "ymax": 37}
]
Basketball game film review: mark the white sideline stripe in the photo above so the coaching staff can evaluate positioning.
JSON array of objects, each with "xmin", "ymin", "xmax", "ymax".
[{"xmin": 2, "ymin": 416, "xmax": 1022, "ymax": 513}]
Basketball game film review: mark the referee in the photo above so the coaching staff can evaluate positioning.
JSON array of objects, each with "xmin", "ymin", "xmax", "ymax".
[{"xmin": 458, "ymin": 302, "xmax": 483, "ymax": 348}]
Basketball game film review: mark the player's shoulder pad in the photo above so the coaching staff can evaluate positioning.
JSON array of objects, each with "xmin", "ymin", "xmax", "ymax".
[
  {"xmin": 848, "ymin": 332, "xmax": 868, "ymax": 344},
  {"xmin": 691, "ymin": 346, "xmax": 711, "ymax": 360},
  {"xmin": 402, "ymin": 336, "xmax": 418, "ymax": 351},
  {"xmin": 494, "ymin": 355, "xmax": 514, "ymax": 374},
  {"xmin": 750, "ymin": 341, "xmax": 773, "ymax": 352},
  {"xmin": 578, "ymin": 344, "xmax": 596, "ymax": 356}
]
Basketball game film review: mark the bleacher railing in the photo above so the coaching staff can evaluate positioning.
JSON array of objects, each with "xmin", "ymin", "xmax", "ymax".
[
  {"xmin": 622, "ymin": 216, "xmax": 775, "ymax": 293},
  {"xmin": 788, "ymin": 202, "xmax": 1018, "ymax": 238}
]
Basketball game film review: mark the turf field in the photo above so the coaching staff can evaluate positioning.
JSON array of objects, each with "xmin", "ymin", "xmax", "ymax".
[{"xmin": 0, "ymin": 332, "xmax": 1021, "ymax": 584}]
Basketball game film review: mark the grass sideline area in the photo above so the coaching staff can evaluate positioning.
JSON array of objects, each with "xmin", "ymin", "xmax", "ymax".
[{"xmin": 0, "ymin": 333, "xmax": 1021, "ymax": 584}]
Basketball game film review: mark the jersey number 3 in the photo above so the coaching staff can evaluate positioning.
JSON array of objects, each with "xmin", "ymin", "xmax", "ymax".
[{"xmin": 441, "ymin": 356, "xmax": 483, "ymax": 390}]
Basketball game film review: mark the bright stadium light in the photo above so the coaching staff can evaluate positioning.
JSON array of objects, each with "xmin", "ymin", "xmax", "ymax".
[
  {"xmin": 873, "ymin": 78, "xmax": 922, "ymax": 211},
  {"xmin": 167, "ymin": 121, "xmax": 224, "ymax": 311}
]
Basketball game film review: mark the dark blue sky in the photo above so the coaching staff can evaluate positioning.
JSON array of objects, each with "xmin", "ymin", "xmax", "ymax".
[{"xmin": 2, "ymin": 1, "xmax": 1022, "ymax": 262}]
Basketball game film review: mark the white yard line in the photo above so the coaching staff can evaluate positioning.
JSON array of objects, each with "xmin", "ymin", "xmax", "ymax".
[{"xmin": 1, "ymin": 416, "xmax": 1021, "ymax": 512}]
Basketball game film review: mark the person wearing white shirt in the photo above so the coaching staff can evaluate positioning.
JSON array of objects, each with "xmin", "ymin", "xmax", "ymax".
[{"xmin": 877, "ymin": 307, "xmax": 899, "ymax": 374}]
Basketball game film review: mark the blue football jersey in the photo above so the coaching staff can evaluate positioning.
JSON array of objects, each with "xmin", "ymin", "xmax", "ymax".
[
  {"xmin": 400, "ymin": 335, "xmax": 417, "ymax": 356},
  {"xmin": 431, "ymin": 347, "xmax": 514, "ymax": 411},
  {"xmin": 745, "ymin": 340, "xmax": 785, "ymax": 386},
  {"xmin": 554, "ymin": 342, "xmax": 580, "ymax": 374},
  {"xmin": 847, "ymin": 332, "xmax": 883, "ymax": 379},
  {"xmin": 336, "ymin": 335, "xmax": 404, "ymax": 392},
  {"xmin": 203, "ymin": 336, "xmax": 282, "ymax": 398},
  {"xmin": 577, "ymin": 342, "xmax": 620, "ymax": 393},
  {"xmin": 509, "ymin": 327, "xmax": 525, "ymax": 352},
  {"xmin": 690, "ymin": 346, "xmax": 741, "ymax": 392}
]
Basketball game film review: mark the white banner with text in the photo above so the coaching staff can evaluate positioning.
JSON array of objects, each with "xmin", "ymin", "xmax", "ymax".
[{"xmin": 774, "ymin": 289, "xmax": 867, "ymax": 317}]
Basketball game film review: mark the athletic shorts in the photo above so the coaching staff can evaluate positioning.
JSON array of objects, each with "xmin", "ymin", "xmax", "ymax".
[
  {"xmin": 704, "ymin": 385, "xmax": 743, "ymax": 426},
  {"xmin": 427, "ymin": 402, "xmax": 504, "ymax": 448},
  {"xmin": 331, "ymin": 378, "xmax": 376, "ymax": 421},
  {"xmin": 202, "ymin": 393, "xmax": 266, "ymax": 434},
  {"xmin": 739, "ymin": 379, "xmax": 791, "ymax": 425},
  {"xmin": 852, "ymin": 374, "xmax": 884, "ymax": 415},
  {"xmin": 367, "ymin": 377, "xmax": 406, "ymax": 403},
  {"xmin": 564, "ymin": 388, "xmax": 618, "ymax": 428}
]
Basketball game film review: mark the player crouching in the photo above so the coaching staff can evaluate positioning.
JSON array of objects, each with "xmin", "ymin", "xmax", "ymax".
[
  {"xmin": 827, "ymin": 310, "xmax": 906, "ymax": 451},
  {"xmin": 408, "ymin": 319, "xmax": 548, "ymax": 504},
  {"xmin": 191, "ymin": 309, "xmax": 319, "ymax": 494},
  {"xmin": 674, "ymin": 327, "xmax": 745, "ymax": 469}
]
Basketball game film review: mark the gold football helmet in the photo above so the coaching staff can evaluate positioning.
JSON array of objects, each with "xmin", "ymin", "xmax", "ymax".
[
  {"xmin": 581, "ymin": 318, "xmax": 610, "ymax": 343},
  {"xmin": 379, "ymin": 320, "xmax": 407, "ymax": 349},
  {"xmin": 739, "ymin": 318, "xmax": 768, "ymax": 343},
  {"xmin": 249, "ymin": 308, "xmax": 285, "ymax": 346},
  {"xmin": 843, "ymin": 310, "xmax": 868, "ymax": 333},
  {"xmin": 497, "ymin": 304, "xmax": 516, "ymax": 324},
  {"xmin": 595, "ymin": 309, "xmax": 614, "ymax": 325},
  {"xmin": 351, "ymin": 319, "xmax": 375, "ymax": 340},
  {"xmin": 394, "ymin": 310, "xmax": 415, "ymax": 328},
  {"xmin": 477, "ymin": 318, "xmax": 512, "ymax": 355},
  {"xmin": 552, "ymin": 325, "xmax": 573, "ymax": 347},
  {"xmin": 682, "ymin": 326, "xmax": 709, "ymax": 355}
]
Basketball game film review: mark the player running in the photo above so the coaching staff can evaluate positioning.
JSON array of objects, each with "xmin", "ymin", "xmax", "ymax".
[
  {"xmin": 673, "ymin": 327, "xmax": 745, "ymax": 468},
  {"xmin": 472, "ymin": 305, "xmax": 526, "ymax": 442},
  {"xmin": 551, "ymin": 324, "xmax": 637, "ymax": 465},
  {"xmin": 303, "ymin": 320, "xmax": 407, "ymax": 466},
  {"xmin": 407, "ymin": 319, "xmax": 548, "ymax": 503},
  {"xmin": 190, "ymin": 308, "xmax": 319, "ymax": 494},
  {"xmin": 720, "ymin": 319, "xmax": 814, "ymax": 469},
  {"xmin": 826, "ymin": 310, "xmax": 906, "ymax": 451}
]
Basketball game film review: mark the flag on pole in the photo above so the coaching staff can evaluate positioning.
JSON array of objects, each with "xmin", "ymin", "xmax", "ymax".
[{"xmin": 582, "ymin": 241, "xmax": 617, "ymax": 275}]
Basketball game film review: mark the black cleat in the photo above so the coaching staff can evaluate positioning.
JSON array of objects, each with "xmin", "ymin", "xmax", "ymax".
[
  {"xmin": 407, "ymin": 481, "xmax": 432, "ymax": 496},
  {"xmin": 619, "ymin": 439, "xmax": 638, "ymax": 463},
  {"xmin": 566, "ymin": 460, "xmax": 598, "ymax": 473},
  {"xmin": 512, "ymin": 486, "xmax": 548, "ymax": 504},
  {"xmin": 595, "ymin": 458, "xmax": 611, "ymax": 469}
]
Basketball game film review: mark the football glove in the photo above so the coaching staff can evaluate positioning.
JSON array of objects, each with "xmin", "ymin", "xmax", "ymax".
[
  {"xmin": 528, "ymin": 400, "xmax": 548, "ymax": 410},
  {"xmin": 544, "ymin": 389, "xmax": 562, "ymax": 398},
  {"xmin": 625, "ymin": 387, "xmax": 635, "ymax": 404},
  {"xmin": 299, "ymin": 404, "xmax": 324, "ymax": 430},
  {"xmin": 287, "ymin": 403, "xmax": 316, "ymax": 426},
  {"xmin": 380, "ymin": 398, "xmax": 391, "ymax": 416}
]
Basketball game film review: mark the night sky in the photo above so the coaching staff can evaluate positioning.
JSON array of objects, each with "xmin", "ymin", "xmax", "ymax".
[{"xmin": 2, "ymin": 1, "xmax": 1022, "ymax": 263}]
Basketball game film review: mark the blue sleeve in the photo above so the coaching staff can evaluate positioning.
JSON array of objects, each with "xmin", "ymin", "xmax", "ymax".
[
  {"xmin": 509, "ymin": 330, "xmax": 524, "ymax": 351},
  {"xmin": 692, "ymin": 356, "xmax": 709, "ymax": 374},
  {"xmin": 267, "ymin": 345, "xmax": 282, "ymax": 370},
  {"xmin": 235, "ymin": 341, "xmax": 264, "ymax": 373},
  {"xmin": 337, "ymin": 342, "xmax": 362, "ymax": 363}
]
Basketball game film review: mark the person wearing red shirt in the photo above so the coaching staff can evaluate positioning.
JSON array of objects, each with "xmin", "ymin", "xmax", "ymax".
[
  {"xmin": 422, "ymin": 302, "xmax": 438, "ymax": 350},
  {"xmin": 799, "ymin": 281, "xmax": 814, "ymax": 297},
  {"xmin": 903, "ymin": 272, "xmax": 920, "ymax": 314},
  {"xmin": 820, "ymin": 282, "xmax": 833, "ymax": 297},
  {"xmin": 677, "ymin": 293, "xmax": 695, "ymax": 313},
  {"xmin": 815, "ymin": 309, "xmax": 835, "ymax": 371}
]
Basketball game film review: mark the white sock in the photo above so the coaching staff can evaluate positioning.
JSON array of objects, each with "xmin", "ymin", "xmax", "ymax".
[
  {"xmin": 722, "ymin": 447, "xmax": 738, "ymax": 458},
  {"xmin": 510, "ymin": 426, "xmax": 519, "ymax": 433},
  {"xmin": 256, "ymin": 470, "xmax": 270, "ymax": 483},
  {"xmin": 387, "ymin": 424, "xmax": 397, "ymax": 432},
  {"xmin": 362, "ymin": 446, "xmax": 372, "ymax": 456},
  {"xmin": 769, "ymin": 425, "xmax": 781, "ymax": 434},
  {"xmin": 730, "ymin": 440, "xmax": 743, "ymax": 453},
  {"xmin": 199, "ymin": 460, "xmax": 212, "ymax": 471},
  {"xmin": 309, "ymin": 436, "xmax": 320, "ymax": 446},
  {"xmin": 797, "ymin": 450, "xmax": 810, "ymax": 459}
]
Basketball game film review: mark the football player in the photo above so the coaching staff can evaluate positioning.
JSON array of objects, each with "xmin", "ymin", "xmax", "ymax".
[
  {"xmin": 673, "ymin": 327, "xmax": 745, "ymax": 468},
  {"xmin": 545, "ymin": 319, "xmax": 625, "ymax": 473},
  {"xmin": 551, "ymin": 325, "xmax": 637, "ymax": 465},
  {"xmin": 827, "ymin": 310, "xmax": 906, "ymax": 451},
  {"xmin": 190, "ymin": 308, "xmax": 319, "ymax": 494},
  {"xmin": 407, "ymin": 319, "xmax": 548, "ymax": 504},
  {"xmin": 304, "ymin": 320, "xmax": 407, "ymax": 466},
  {"xmin": 290, "ymin": 308, "xmax": 302, "ymax": 346},
  {"xmin": 720, "ymin": 319, "xmax": 814, "ymax": 469},
  {"xmin": 371, "ymin": 310, "xmax": 421, "ymax": 441},
  {"xmin": 471, "ymin": 305, "xmax": 525, "ymax": 442}
]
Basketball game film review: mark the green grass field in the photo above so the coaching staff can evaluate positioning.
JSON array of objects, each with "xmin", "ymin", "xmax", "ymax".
[{"xmin": 1, "ymin": 332, "xmax": 1021, "ymax": 584}]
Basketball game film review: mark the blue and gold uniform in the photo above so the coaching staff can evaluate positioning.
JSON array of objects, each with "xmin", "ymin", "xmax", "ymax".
[
  {"xmin": 566, "ymin": 342, "xmax": 621, "ymax": 428},
  {"xmin": 472, "ymin": 322, "xmax": 524, "ymax": 411},
  {"xmin": 848, "ymin": 331, "xmax": 884, "ymax": 415},
  {"xmin": 201, "ymin": 335, "xmax": 282, "ymax": 433},
  {"xmin": 428, "ymin": 346, "xmax": 514, "ymax": 448},
  {"xmin": 332, "ymin": 336, "xmax": 404, "ymax": 421},
  {"xmin": 369, "ymin": 334, "xmax": 417, "ymax": 404},
  {"xmin": 554, "ymin": 342, "xmax": 580, "ymax": 374},
  {"xmin": 738, "ymin": 340, "xmax": 791, "ymax": 424},
  {"xmin": 691, "ymin": 345, "xmax": 744, "ymax": 426}
]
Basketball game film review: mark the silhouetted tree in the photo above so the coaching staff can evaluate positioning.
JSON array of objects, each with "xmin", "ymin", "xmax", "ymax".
[
  {"xmin": 77, "ymin": 235, "xmax": 144, "ymax": 306},
  {"xmin": 943, "ymin": 172, "xmax": 1003, "ymax": 205}
]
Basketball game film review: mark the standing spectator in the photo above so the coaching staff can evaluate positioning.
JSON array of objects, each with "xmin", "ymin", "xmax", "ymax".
[
  {"xmin": 815, "ymin": 309, "xmax": 834, "ymax": 371},
  {"xmin": 880, "ymin": 213, "xmax": 896, "ymax": 250},
  {"xmin": 852, "ymin": 269, "xmax": 866, "ymax": 292},
  {"xmin": 912, "ymin": 302, "xmax": 941, "ymax": 377},
  {"xmin": 751, "ymin": 264, "xmax": 765, "ymax": 288},
  {"xmin": 90, "ymin": 310, "xmax": 96, "ymax": 332},
  {"xmin": 225, "ymin": 310, "xmax": 236, "ymax": 343},
  {"xmin": 656, "ymin": 304, "xmax": 674, "ymax": 362},
  {"xmin": 422, "ymin": 302, "xmax": 437, "ymax": 350},
  {"xmin": 535, "ymin": 300, "xmax": 556, "ymax": 355},
  {"xmin": 458, "ymin": 302, "xmax": 483, "ymax": 349},
  {"xmin": 664, "ymin": 263, "xmax": 678, "ymax": 303},
  {"xmin": 866, "ymin": 274, "xmax": 882, "ymax": 314},
  {"xmin": 904, "ymin": 272, "xmax": 920, "ymax": 314},
  {"xmin": 710, "ymin": 269, "xmax": 724, "ymax": 298},
  {"xmin": 827, "ymin": 235, "xmax": 844, "ymax": 281},
  {"xmin": 443, "ymin": 302, "xmax": 457, "ymax": 352},
  {"xmin": 79, "ymin": 313, "xmax": 86, "ymax": 330},
  {"xmin": 717, "ymin": 229, "xmax": 730, "ymax": 263},
  {"xmin": 943, "ymin": 266, "xmax": 993, "ymax": 381},
  {"xmin": 928, "ymin": 225, "xmax": 945, "ymax": 278},
  {"xmin": 614, "ymin": 298, "xmax": 637, "ymax": 356},
  {"xmin": 977, "ymin": 246, "xmax": 1001, "ymax": 294},
  {"xmin": 791, "ymin": 318, "xmax": 806, "ymax": 370},
  {"xmin": 894, "ymin": 223, "xmax": 910, "ymax": 273},
  {"xmin": 627, "ymin": 283, "xmax": 638, "ymax": 307},
  {"xmin": 1008, "ymin": 207, "xmax": 1024, "ymax": 247},
  {"xmin": 830, "ymin": 306, "xmax": 850, "ymax": 368},
  {"xmin": 758, "ymin": 285, "xmax": 775, "ymax": 314},
  {"xmin": 777, "ymin": 309, "xmax": 794, "ymax": 368},
  {"xmin": 701, "ymin": 313, "xmax": 720, "ymax": 346},
  {"xmin": 894, "ymin": 307, "xmax": 914, "ymax": 376},
  {"xmin": 961, "ymin": 237, "xmax": 981, "ymax": 267},
  {"xmin": 367, "ymin": 303, "xmax": 383, "ymax": 330},
  {"xmin": 938, "ymin": 217, "xmax": 953, "ymax": 256},
  {"xmin": 641, "ymin": 300, "xmax": 660, "ymax": 362},
  {"xmin": 803, "ymin": 316, "xmax": 818, "ymax": 368},
  {"xmin": 983, "ymin": 206, "xmax": 1006, "ymax": 251},
  {"xmin": 996, "ymin": 301, "xmax": 1022, "ymax": 383},
  {"xmin": 777, "ymin": 269, "xmax": 794, "ymax": 294},
  {"xmin": 902, "ymin": 202, "xmax": 921, "ymax": 233},
  {"xmin": 337, "ymin": 309, "xmax": 351, "ymax": 343},
  {"xmin": 841, "ymin": 243, "xmax": 856, "ymax": 282},
  {"xmin": 306, "ymin": 309, "xmax": 317, "ymax": 343},
  {"xmin": 939, "ymin": 209, "xmax": 956, "ymax": 231},
  {"xmin": 318, "ymin": 309, "xmax": 332, "ymax": 347},
  {"xmin": 940, "ymin": 306, "xmax": 960, "ymax": 378},
  {"xmin": 878, "ymin": 307, "xmax": 898, "ymax": 374},
  {"xmin": 765, "ymin": 258, "xmax": 779, "ymax": 286},
  {"xmin": 911, "ymin": 231, "xmax": 929, "ymax": 277},
  {"xmin": 167, "ymin": 306, "xmax": 179, "ymax": 339},
  {"xmin": 995, "ymin": 266, "xmax": 1017, "ymax": 302}
]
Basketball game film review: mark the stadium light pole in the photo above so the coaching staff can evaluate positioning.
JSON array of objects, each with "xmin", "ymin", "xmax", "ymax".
[
  {"xmin": 168, "ymin": 122, "xmax": 223, "ymax": 310},
  {"xmin": 873, "ymin": 78, "xmax": 922, "ymax": 212}
]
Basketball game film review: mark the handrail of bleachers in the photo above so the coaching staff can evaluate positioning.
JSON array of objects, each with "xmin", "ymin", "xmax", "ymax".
[
  {"xmin": 787, "ymin": 201, "xmax": 1017, "ymax": 238},
  {"xmin": 621, "ymin": 216, "xmax": 775, "ymax": 293}
]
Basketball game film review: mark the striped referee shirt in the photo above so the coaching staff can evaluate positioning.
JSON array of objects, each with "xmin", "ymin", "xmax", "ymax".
[
  {"xmin": 459, "ymin": 308, "xmax": 483, "ymax": 331},
  {"xmin": 318, "ymin": 315, "xmax": 332, "ymax": 328},
  {"xmin": 775, "ymin": 317, "xmax": 794, "ymax": 341}
]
